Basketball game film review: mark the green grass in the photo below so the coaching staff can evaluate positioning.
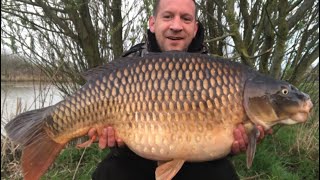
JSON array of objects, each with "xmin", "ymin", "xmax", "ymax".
[
  {"xmin": 232, "ymin": 124, "xmax": 319, "ymax": 180},
  {"xmin": 42, "ymin": 144, "xmax": 109, "ymax": 180}
]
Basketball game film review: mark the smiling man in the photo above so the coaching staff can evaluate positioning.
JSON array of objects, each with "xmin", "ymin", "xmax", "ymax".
[
  {"xmin": 90, "ymin": 0, "xmax": 270, "ymax": 179},
  {"xmin": 149, "ymin": 0, "xmax": 198, "ymax": 52}
]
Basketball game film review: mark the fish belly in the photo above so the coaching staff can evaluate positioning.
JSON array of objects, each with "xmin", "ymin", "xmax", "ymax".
[{"xmin": 115, "ymin": 112, "xmax": 239, "ymax": 162}]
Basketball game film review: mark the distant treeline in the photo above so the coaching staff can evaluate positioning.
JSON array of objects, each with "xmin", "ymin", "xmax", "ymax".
[{"xmin": 1, "ymin": 54, "xmax": 47, "ymax": 82}]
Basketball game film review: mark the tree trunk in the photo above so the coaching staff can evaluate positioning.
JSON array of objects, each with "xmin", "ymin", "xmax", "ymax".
[{"xmin": 111, "ymin": 0, "xmax": 123, "ymax": 58}]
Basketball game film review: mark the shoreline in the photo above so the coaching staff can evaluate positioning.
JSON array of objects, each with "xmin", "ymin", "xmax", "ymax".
[{"xmin": 1, "ymin": 76, "xmax": 48, "ymax": 82}]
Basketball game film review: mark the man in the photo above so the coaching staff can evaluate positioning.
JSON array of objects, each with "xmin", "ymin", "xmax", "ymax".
[{"xmin": 90, "ymin": 0, "xmax": 271, "ymax": 179}]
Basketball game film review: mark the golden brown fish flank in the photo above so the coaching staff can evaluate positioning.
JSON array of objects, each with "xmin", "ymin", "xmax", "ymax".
[
  {"xmin": 5, "ymin": 52, "xmax": 313, "ymax": 180},
  {"xmin": 45, "ymin": 54, "xmax": 246, "ymax": 146}
]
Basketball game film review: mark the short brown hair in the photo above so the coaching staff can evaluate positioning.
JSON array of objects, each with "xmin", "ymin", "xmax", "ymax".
[{"xmin": 152, "ymin": 0, "xmax": 197, "ymax": 17}]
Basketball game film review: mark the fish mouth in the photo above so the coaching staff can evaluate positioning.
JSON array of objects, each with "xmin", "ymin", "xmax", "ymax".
[
  {"xmin": 290, "ymin": 99, "xmax": 313, "ymax": 123},
  {"xmin": 278, "ymin": 112, "xmax": 310, "ymax": 125},
  {"xmin": 290, "ymin": 112, "xmax": 309, "ymax": 123},
  {"xmin": 278, "ymin": 99, "xmax": 313, "ymax": 125}
]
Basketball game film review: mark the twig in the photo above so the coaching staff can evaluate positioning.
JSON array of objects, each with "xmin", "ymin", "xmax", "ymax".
[
  {"xmin": 249, "ymin": 48, "xmax": 273, "ymax": 59},
  {"xmin": 241, "ymin": 173, "xmax": 265, "ymax": 180},
  {"xmin": 72, "ymin": 147, "xmax": 87, "ymax": 180},
  {"xmin": 205, "ymin": 33, "xmax": 235, "ymax": 43}
]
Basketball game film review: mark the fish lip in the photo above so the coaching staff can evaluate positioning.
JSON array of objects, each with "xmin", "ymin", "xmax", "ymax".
[
  {"xmin": 290, "ymin": 112, "xmax": 310, "ymax": 123},
  {"xmin": 294, "ymin": 99, "xmax": 313, "ymax": 122},
  {"xmin": 305, "ymin": 99, "xmax": 313, "ymax": 112}
]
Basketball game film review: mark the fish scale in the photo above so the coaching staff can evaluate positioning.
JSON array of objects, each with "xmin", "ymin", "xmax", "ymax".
[
  {"xmin": 5, "ymin": 52, "xmax": 313, "ymax": 180},
  {"xmin": 46, "ymin": 53, "xmax": 247, "ymax": 162}
]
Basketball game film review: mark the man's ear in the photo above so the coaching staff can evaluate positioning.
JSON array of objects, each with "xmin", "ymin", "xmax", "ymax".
[
  {"xmin": 149, "ymin": 16, "xmax": 155, "ymax": 33},
  {"xmin": 193, "ymin": 21, "xmax": 198, "ymax": 37}
]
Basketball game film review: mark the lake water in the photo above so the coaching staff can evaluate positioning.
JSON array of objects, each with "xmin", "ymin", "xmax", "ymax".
[{"xmin": 1, "ymin": 82, "xmax": 63, "ymax": 131}]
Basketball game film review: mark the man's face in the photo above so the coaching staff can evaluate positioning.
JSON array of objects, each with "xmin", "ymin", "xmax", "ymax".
[{"xmin": 149, "ymin": 0, "xmax": 198, "ymax": 52}]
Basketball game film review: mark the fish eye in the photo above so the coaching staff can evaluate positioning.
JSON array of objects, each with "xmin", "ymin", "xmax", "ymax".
[{"xmin": 281, "ymin": 88, "xmax": 289, "ymax": 95}]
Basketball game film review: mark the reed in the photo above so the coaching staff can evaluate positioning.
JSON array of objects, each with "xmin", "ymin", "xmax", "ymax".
[
  {"xmin": 1, "ymin": 81, "xmax": 60, "ymax": 179},
  {"xmin": 1, "ymin": 92, "xmax": 23, "ymax": 179}
]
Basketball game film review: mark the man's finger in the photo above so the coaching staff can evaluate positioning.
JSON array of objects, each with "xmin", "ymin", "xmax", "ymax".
[
  {"xmin": 238, "ymin": 139, "xmax": 246, "ymax": 152},
  {"xmin": 88, "ymin": 128, "xmax": 97, "ymax": 138},
  {"xmin": 107, "ymin": 127, "xmax": 116, "ymax": 147},
  {"xmin": 267, "ymin": 128, "xmax": 273, "ymax": 135},
  {"xmin": 116, "ymin": 138, "xmax": 125, "ymax": 147},
  {"xmin": 231, "ymin": 141, "xmax": 240, "ymax": 154},
  {"xmin": 233, "ymin": 128, "xmax": 242, "ymax": 141},
  {"xmin": 99, "ymin": 128, "xmax": 108, "ymax": 149},
  {"xmin": 233, "ymin": 128, "xmax": 246, "ymax": 152},
  {"xmin": 114, "ymin": 131, "xmax": 125, "ymax": 147},
  {"xmin": 237, "ymin": 124, "xmax": 248, "ymax": 145},
  {"xmin": 257, "ymin": 126, "xmax": 265, "ymax": 142}
]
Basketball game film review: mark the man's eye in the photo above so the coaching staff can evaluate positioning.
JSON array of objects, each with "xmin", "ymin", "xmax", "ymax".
[
  {"xmin": 163, "ymin": 15, "xmax": 172, "ymax": 19},
  {"xmin": 182, "ymin": 17, "xmax": 192, "ymax": 23}
]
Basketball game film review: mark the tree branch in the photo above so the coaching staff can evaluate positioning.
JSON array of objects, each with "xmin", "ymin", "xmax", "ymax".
[
  {"xmin": 34, "ymin": 0, "xmax": 78, "ymax": 40},
  {"xmin": 287, "ymin": 0, "xmax": 315, "ymax": 29}
]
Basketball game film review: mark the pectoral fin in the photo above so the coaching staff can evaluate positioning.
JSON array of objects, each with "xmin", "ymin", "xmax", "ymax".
[
  {"xmin": 246, "ymin": 125, "xmax": 260, "ymax": 169},
  {"xmin": 155, "ymin": 159, "xmax": 185, "ymax": 180}
]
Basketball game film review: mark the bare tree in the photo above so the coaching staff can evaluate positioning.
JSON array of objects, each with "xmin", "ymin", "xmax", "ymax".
[
  {"xmin": 1, "ymin": 0, "xmax": 147, "ymax": 94},
  {"xmin": 1, "ymin": 0, "xmax": 318, "ymax": 90},
  {"xmin": 198, "ymin": 0, "xmax": 318, "ymax": 86}
]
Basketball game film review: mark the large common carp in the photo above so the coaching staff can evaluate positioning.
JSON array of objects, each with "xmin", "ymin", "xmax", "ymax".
[{"xmin": 5, "ymin": 52, "xmax": 313, "ymax": 180}]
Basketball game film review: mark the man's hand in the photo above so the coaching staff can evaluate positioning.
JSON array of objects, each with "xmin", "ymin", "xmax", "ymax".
[
  {"xmin": 88, "ymin": 127, "xmax": 125, "ymax": 149},
  {"xmin": 231, "ymin": 124, "xmax": 272, "ymax": 155}
]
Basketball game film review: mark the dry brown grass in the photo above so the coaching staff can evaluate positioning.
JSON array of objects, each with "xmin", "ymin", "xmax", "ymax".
[
  {"xmin": 290, "ymin": 107, "xmax": 319, "ymax": 160},
  {"xmin": 1, "ymin": 84, "xmax": 51, "ymax": 179},
  {"xmin": 1, "ymin": 136, "xmax": 23, "ymax": 180},
  {"xmin": 1, "ymin": 90, "xmax": 24, "ymax": 179},
  {"xmin": 290, "ymin": 83, "xmax": 320, "ymax": 161}
]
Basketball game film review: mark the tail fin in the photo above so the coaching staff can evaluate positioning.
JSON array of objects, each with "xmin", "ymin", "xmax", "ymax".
[
  {"xmin": 5, "ymin": 107, "xmax": 51, "ymax": 145},
  {"xmin": 5, "ymin": 107, "xmax": 66, "ymax": 180},
  {"xmin": 22, "ymin": 132, "xmax": 65, "ymax": 180}
]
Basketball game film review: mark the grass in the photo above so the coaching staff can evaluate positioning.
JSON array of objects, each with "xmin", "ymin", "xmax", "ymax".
[
  {"xmin": 232, "ymin": 126, "xmax": 319, "ymax": 179},
  {"xmin": 1, "ymin": 136, "xmax": 23, "ymax": 180},
  {"xmin": 0, "ymin": 137, "xmax": 109, "ymax": 180},
  {"xmin": 1, "ymin": 82, "xmax": 319, "ymax": 180},
  {"xmin": 42, "ymin": 145, "xmax": 109, "ymax": 180}
]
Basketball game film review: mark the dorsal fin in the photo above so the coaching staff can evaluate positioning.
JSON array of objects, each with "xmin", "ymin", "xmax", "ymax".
[
  {"xmin": 81, "ymin": 65, "xmax": 110, "ymax": 81},
  {"xmin": 80, "ymin": 56, "xmax": 142, "ymax": 82}
]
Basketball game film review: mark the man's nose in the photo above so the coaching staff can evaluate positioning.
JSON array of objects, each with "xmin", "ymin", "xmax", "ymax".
[{"xmin": 170, "ymin": 17, "xmax": 183, "ymax": 31}]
